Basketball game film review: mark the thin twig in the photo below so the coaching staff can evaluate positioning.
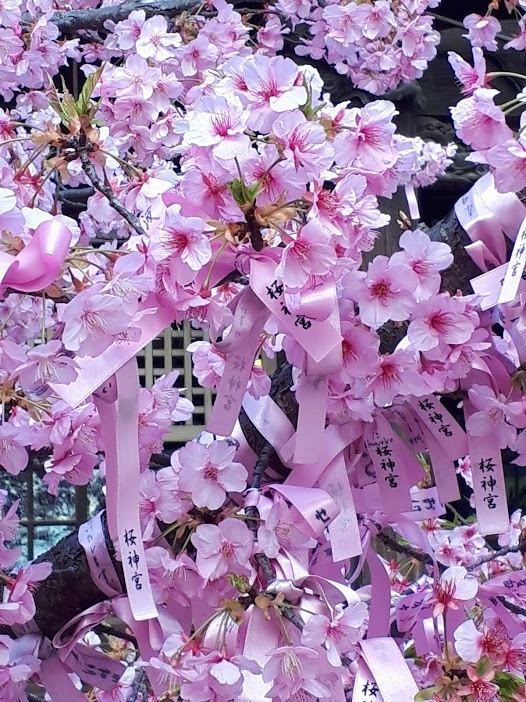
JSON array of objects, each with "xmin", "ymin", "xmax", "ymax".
[
  {"xmin": 281, "ymin": 607, "xmax": 305, "ymax": 630},
  {"xmin": 252, "ymin": 442, "xmax": 274, "ymax": 491},
  {"xmin": 77, "ymin": 149, "xmax": 147, "ymax": 238},
  {"xmin": 246, "ymin": 443, "xmax": 277, "ymax": 585},
  {"xmin": 129, "ymin": 667, "xmax": 148, "ymax": 702},
  {"xmin": 497, "ymin": 596, "xmax": 526, "ymax": 618},
  {"xmin": 93, "ymin": 623, "xmax": 138, "ymax": 646},
  {"xmin": 376, "ymin": 531, "xmax": 433, "ymax": 566},
  {"xmin": 467, "ymin": 539, "xmax": 526, "ymax": 571}
]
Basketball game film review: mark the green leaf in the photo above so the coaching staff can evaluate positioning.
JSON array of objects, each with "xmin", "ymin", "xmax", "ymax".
[
  {"xmin": 228, "ymin": 179, "xmax": 246, "ymax": 207},
  {"xmin": 414, "ymin": 687, "xmax": 437, "ymax": 701},
  {"xmin": 76, "ymin": 64, "xmax": 104, "ymax": 116}
]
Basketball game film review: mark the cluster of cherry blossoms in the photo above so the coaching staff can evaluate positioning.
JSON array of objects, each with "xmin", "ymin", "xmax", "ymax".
[{"xmin": 4, "ymin": 0, "xmax": 526, "ymax": 701}]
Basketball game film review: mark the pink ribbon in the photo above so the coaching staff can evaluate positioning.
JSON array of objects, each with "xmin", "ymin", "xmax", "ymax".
[
  {"xmin": 0, "ymin": 220, "xmax": 72, "ymax": 293},
  {"xmin": 249, "ymin": 258, "xmax": 342, "ymax": 363},
  {"xmin": 241, "ymin": 392, "xmax": 295, "ymax": 465},
  {"xmin": 404, "ymin": 184, "xmax": 420, "ymax": 221},
  {"xmin": 352, "ymin": 660, "xmax": 385, "ymax": 702},
  {"xmin": 409, "ymin": 395, "xmax": 468, "ymax": 461},
  {"xmin": 206, "ymin": 287, "xmax": 269, "ymax": 437},
  {"xmin": 365, "ymin": 547, "xmax": 391, "ymax": 639},
  {"xmin": 422, "ymin": 426, "xmax": 460, "ymax": 504},
  {"xmin": 359, "ymin": 637, "xmax": 418, "ymax": 702},
  {"xmin": 95, "ymin": 360, "xmax": 158, "ymax": 621},
  {"xmin": 78, "ymin": 511, "xmax": 122, "ymax": 598},
  {"xmin": 263, "ymin": 483, "xmax": 340, "ymax": 539},
  {"xmin": 363, "ymin": 418, "xmax": 413, "ymax": 514},
  {"xmin": 284, "ymin": 421, "xmax": 361, "ymax": 487},
  {"xmin": 318, "ymin": 454, "xmax": 362, "ymax": 561},
  {"xmin": 464, "ymin": 403, "xmax": 509, "ymax": 536}
]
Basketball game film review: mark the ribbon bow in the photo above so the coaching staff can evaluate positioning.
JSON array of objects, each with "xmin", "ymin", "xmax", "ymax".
[{"xmin": 0, "ymin": 220, "xmax": 72, "ymax": 293}]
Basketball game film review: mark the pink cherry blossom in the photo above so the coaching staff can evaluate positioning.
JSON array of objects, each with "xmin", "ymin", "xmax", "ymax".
[
  {"xmin": 0, "ymin": 562, "xmax": 52, "ymax": 626},
  {"xmin": 344, "ymin": 256, "xmax": 418, "ymax": 329},
  {"xmin": 486, "ymin": 138, "xmax": 526, "ymax": 193},
  {"xmin": 14, "ymin": 340, "xmax": 78, "ymax": 397},
  {"xmin": 183, "ymin": 96, "xmax": 250, "ymax": 161},
  {"xmin": 390, "ymin": 229, "xmax": 453, "ymax": 300},
  {"xmin": 334, "ymin": 101, "xmax": 398, "ymax": 171},
  {"xmin": 0, "ymin": 424, "xmax": 28, "ymax": 476},
  {"xmin": 407, "ymin": 294, "xmax": 476, "ymax": 352},
  {"xmin": 59, "ymin": 287, "xmax": 133, "ymax": 356},
  {"xmin": 301, "ymin": 601, "xmax": 367, "ymax": 666},
  {"xmin": 448, "ymin": 47, "xmax": 488, "ymax": 95},
  {"xmin": 177, "ymin": 440, "xmax": 247, "ymax": 510},
  {"xmin": 275, "ymin": 220, "xmax": 336, "ymax": 290},
  {"xmin": 450, "ymin": 89, "xmax": 513, "ymax": 151},
  {"xmin": 463, "ymin": 13, "xmax": 501, "ymax": 52},
  {"xmin": 154, "ymin": 204, "xmax": 211, "ymax": 272},
  {"xmin": 135, "ymin": 15, "xmax": 181, "ymax": 62},
  {"xmin": 430, "ymin": 566, "xmax": 478, "ymax": 617},
  {"xmin": 262, "ymin": 645, "xmax": 331, "ymax": 700},
  {"xmin": 467, "ymin": 384, "xmax": 526, "ymax": 449},
  {"xmin": 243, "ymin": 55, "xmax": 308, "ymax": 132},
  {"xmin": 191, "ymin": 518, "xmax": 253, "ymax": 581}
]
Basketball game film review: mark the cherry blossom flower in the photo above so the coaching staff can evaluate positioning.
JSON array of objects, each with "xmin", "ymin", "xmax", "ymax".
[
  {"xmin": 450, "ymin": 89, "xmax": 513, "ymax": 151},
  {"xmin": 191, "ymin": 518, "xmax": 253, "ymax": 581},
  {"xmin": 466, "ymin": 384, "xmax": 526, "ymax": 449},
  {"xmin": 135, "ymin": 15, "xmax": 181, "ymax": 62},
  {"xmin": 463, "ymin": 13, "xmax": 501, "ymax": 52},
  {"xmin": 344, "ymin": 256, "xmax": 418, "ymax": 329},
  {"xmin": 177, "ymin": 440, "xmax": 247, "ymax": 510},
  {"xmin": 0, "ymin": 635, "xmax": 41, "ymax": 701},
  {"xmin": 0, "ymin": 424, "xmax": 28, "ymax": 476},
  {"xmin": 154, "ymin": 204, "xmax": 212, "ymax": 272},
  {"xmin": 457, "ymin": 663, "xmax": 499, "ymax": 702},
  {"xmin": 486, "ymin": 138, "xmax": 526, "ymax": 193},
  {"xmin": 15, "ymin": 340, "xmax": 78, "ymax": 397},
  {"xmin": 334, "ymin": 101, "xmax": 398, "ymax": 171},
  {"xmin": 365, "ymin": 348, "xmax": 425, "ymax": 406},
  {"xmin": 0, "ymin": 562, "xmax": 52, "ymax": 626},
  {"xmin": 408, "ymin": 294, "xmax": 477, "ymax": 352},
  {"xmin": 262, "ymin": 645, "xmax": 331, "ymax": 700},
  {"xmin": 340, "ymin": 320, "xmax": 380, "ymax": 381},
  {"xmin": 183, "ymin": 96, "xmax": 250, "ymax": 161},
  {"xmin": 59, "ymin": 287, "xmax": 133, "ymax": 356},
  {"xmin": 243, "ymin": 55, "xmax": 308, "ymax": 132},
  {"xmin": 430, "ymin": 566, "xmax": 478, "ymax": 617},
  {"xmin": 448, "ymin": 48, "xmax": 488, "ymax": 95},
  {"xmin": 275, "ymin": 220, "xmax": 336, "ymax": 290},
  {"xmin": 390, "ymin": 229, "xmax": 453, "ymax": 300},
  {"xmin": 257, "ymin": 494, "xmax": 316, "ymax": 558},
  {"xmin": 301, "ymin": 601, "xmax": 367, "ymax": 666}
]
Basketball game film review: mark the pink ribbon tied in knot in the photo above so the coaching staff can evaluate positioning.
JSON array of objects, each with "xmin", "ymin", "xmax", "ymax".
[{"xmin": 0, "ymin": 220, "xmax": 72, "ymax": 293}]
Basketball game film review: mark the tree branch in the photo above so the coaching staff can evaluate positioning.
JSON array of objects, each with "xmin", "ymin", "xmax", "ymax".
[
  {"xmin": 376, "ymin": 531, "xmax": 433, "ymax": 566},
  {"xmin": 467, "ymin": 539, "xmax": 526, "ymax": 571},
  {"xmin": 48, "ymin": 0, "xmax": 199, "ymax": 34},
  {"xmin": 77, "ymin": 149, "xmax": 147, "ymax": 238},
  {"xmin": 497, "ymin": 596, "xmax": 526, "ymax": 618}
]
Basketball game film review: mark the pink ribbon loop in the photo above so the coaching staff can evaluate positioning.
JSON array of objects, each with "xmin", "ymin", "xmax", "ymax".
[{"xmin": 0, "ymin": 220, "xmax": 72, "ymax": 293}]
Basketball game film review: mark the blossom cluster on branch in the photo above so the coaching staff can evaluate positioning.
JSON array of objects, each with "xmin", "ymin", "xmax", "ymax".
[{"xmin": 2, "ymin": 0, "xmax": 526, "ymax": 701}]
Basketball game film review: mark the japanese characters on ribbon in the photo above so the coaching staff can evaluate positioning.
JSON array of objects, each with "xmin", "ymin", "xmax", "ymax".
[
  {"xmin": 498, "ymin": 216, "xmax": 526, "ymax": 305},
  {"xmin": 364, "ymin": 420, "xmax": 412, "ymax": 513},
  {"xmin": 466, "ymin": 431, "xmax": 508, "ymax": 536},
  {"xmin": 410, "ymin": 395, "xmax": 468, "ymax": 461}
]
